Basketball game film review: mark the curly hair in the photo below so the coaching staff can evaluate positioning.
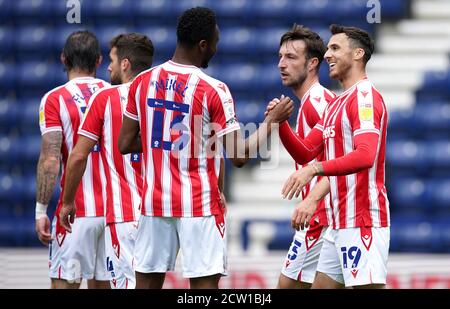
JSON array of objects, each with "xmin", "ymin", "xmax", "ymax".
[
  {"xmin": 176, "ymin": 7, "xmax": 217, "ymax": 47},
  {"xmin": 330, "ymin": 24, "xmax": 375, "ymax": 64}
]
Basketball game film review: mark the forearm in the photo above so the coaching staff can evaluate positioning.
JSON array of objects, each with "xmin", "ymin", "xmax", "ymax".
[
  {"xmin": 36, "ymin": 156, "xmax": 60, "ymax": 204},
  {"xmin": 320, "ymin": 133, "xmax": 378, "ymax": 176},
  {"xmin": 236, "ymin": 118, "xmax": 273, "ymax": 164},
  {"xmin": 305, "ymin": 177, "xmax": 330, "ymax": 202},
  {"xmin": 218, "ymin": 158, "xmax": 225, "ymax": 193},
  {"xmin": 62, "ymin": 153, "xmax": 88, "ymax": 204},
  {"xmin": 279, "ymin": 121, "xmax": 323, "ymax": 164}
]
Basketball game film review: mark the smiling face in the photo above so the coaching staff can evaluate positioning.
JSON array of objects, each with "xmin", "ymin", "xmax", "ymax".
[
  {"xmin": 278, "ymin": 39, "xmax": 309, "ymax": 89},
  {"xmin": 324, "ymin": 33, "xmax": 354, "ymax": 81}
]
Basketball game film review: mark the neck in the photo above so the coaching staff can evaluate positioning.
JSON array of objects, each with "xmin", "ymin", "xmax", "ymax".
[
  {"xmin": 122, "ymin": 73, "xmax": 134, "ymax": 84},
  {"xmin": 67, "ymin": 69, "xmax": 95, "ymax": 81},
  {"xmin": 293, "ymin": 75, "xmax": 319, "ymax": 102},
  {"xmin": 171, "ymin": 45, "xmax": 201, "ymax": 68},
  {"xmin": 340, "ymin": 66, "xmax": 366, "ymax": 91}
]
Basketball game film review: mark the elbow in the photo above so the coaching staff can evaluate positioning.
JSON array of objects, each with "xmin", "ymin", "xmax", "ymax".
[
  {"xmin": 68, "ymin": 151, "xmax": 88, "ymax": 166},
  {"xmin": 230, "ymin": 157, "xmax": 247, "ymax": 168},
  {"xmin": 118, "ymin": 139, "xmax": 130, "ymax": 154}
]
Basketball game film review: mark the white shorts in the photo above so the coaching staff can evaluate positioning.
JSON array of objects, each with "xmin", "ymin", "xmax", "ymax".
[
  {"xmin": 49, "ymin": 216, "xmax": 110, "ymax": 282},
  {"xmin": 134, "ymin": 214, "xmax": 227, "ymax": 278},
  {"xmin": 105, "ymin": 221, "xmax": 139, "ymax": 289},
  {"xmin": 281, "ymin": 224, "xmax": 327, "ymax": 283},
  {"xmin": 316, "ymin": 226, "xmax": 390, "ymax": 287}
]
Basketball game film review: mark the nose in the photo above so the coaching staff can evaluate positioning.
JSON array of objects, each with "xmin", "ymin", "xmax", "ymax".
[
  {"xmin": 324, "ymin": 49, "xmax": 332, "ymax": 62},
  {"xmin": 278, "ymin": 57, "xmax": 286, "ymax": 70}
]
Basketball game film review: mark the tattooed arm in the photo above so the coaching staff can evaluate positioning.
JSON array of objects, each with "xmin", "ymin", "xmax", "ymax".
[{"xmin": 35, "ymin": 131, "xmax": 62, "ymax": 246}]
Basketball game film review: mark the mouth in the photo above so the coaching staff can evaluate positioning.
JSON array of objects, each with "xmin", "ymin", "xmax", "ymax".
[
  {"xmin": 280, "ymin": 72, "xmax": 289, "ymax": 79},
  {"xmin": 329, "ymin": 63, "xmax": 336, "ymax": 70}
]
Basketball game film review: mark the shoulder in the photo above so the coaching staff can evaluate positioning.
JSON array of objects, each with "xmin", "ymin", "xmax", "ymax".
[
  {"xmin": 355, "ymin": 80, "xmax": 384, "ymax": 105},
  {"xmin": 41, "ymin": 84, "xmax": 67, "ymax": 104},
  {"xmin": 197, "ymin": 70, "xmax": 232, "ymax": 98}
]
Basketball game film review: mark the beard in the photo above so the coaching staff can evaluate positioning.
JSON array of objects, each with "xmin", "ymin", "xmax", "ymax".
[
  {"xmin": 110, "ymin": 72, "xmax": 122, "ymax": 85},
  {"xmin": 285, "ymin": 70, "xmax": 307, "ymax": 89}
]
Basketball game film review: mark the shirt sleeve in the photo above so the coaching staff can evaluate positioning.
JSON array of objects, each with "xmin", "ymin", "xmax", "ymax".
[
  {"xmin": 348, "ymin": 82, "xmax": 383, "ymax": 137},
  {"xmin": 208, "ymin": 83, "xmax": 240, "ymax": 138},
  {"xmin": 39, "ymin": 92, "xmax": 62, "ymax": 135},
  {"xmin": 78, "ymin": 89, "xmax": 107, "ymax": 141},
  {"xmin": 124, "ymin": 76, "xmax": 140, "ymax": 121},
  {"xmin": 279, "ymin": 120, "xmax": 324, "ymax": 164}
]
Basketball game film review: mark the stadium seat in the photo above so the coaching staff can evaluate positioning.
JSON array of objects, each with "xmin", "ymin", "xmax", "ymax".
[
  {"xmin": 388, "ymin": 108, "xmax": 416, "ymax": 136},
  {"xmin": 97, "ymin": 26, "xmax": 132, "ymax": 52},
  {"xmin": 428, "ymin": 140, "xmax": 450, "ymax": 170},
  {"xmin": 0, "ymin": 99, "xmax": 19, "ymax": 133},
  {"xmin": 12, "ymin": 0, "xmax": 51, "ymax": 18},
  {"xmin": 15, "ymin": 26, "xmax": 52, "ymax": 53},
  {"xmin": 133, "ymin": 0, "xmax": 171, "ymax": 19},
  {"xmin": 17, "ymin": 62, "xmax": 56, "ymax": 89},
  {"xmin": 429, "ymin": 179, "xmax": 450, "ymax": 210},
  {"xmin": 219, "ymin": 27, "xmax": 255, "ymax": 54},
  {"xmin": 0, "ymin": 27, "xmax": 13, "ymax": 55},
  {"xmin": 390, "ymin": 216, "xmax": 441, "ymax": 252},
  {"xmin": 0, "ymin": 61, "xmax": 16, "ymax": 89},
  {"xmin": 208, "ymin": 0, "xmax": 253, "ymax": 18},
  {"xmin": 91, "ymin": 0, "xmax": 131, "ymax": 18},
  {"xmin": 140, "ymin": 26, "xmax": 176, "ymax": 54},
  {"xmin": 388, "ymin": 177, "xmax": 430, "ymax": 212},
  {"xmin": 218, "ymin": 63, "xmax": 259, "ymax": 91},
  {"xmin": 386, "ymin": 140, "xmax": 428, "ymax": 173},
  {"xmin": 254, "ymin": 0, "xmax": 293, "ymax": 18},
  {"xmin": 0, "ymin": 0, "xmax": 12, "ymax": 20},
  {"xmin": 0, "ymin": 174, "xmax": 23, "ymax": 205},
  {"xmin": 235, "ymin": 101, "xmax": 265, "ymax": 125},
  {"xmin": 414, "ymin": 103, "xmax": 450, "ymax": 132}
]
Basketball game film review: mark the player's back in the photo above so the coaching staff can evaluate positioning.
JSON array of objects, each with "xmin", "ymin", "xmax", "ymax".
[
  {"xmin": 125, "ymin": 61, "xmax": 239, "ymax": 218},
  {"xmin": 80, "ymin": 83, "xmax": 142, "ymax": 224},
  {"xmin": 39, "ymin": 77, "xmax": 109, "ymax": 217}
]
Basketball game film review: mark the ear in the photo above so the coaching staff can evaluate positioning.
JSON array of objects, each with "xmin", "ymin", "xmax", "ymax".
[
  {"xmin": 354, "ymin": 48, "xmax": 365, "ymax": 62},
  {"xmin": 308, "ymin": 57, "xmax": 320, "ymax": 72},
  {"xmin": 198, "ymin": 39, "xmax": 208, "ymax": 52},
  {"xmin": 60, "ymin": 52, "xmax": 66, "ymax": 66},
  {"xmin": 121, "ymin": 58, "xmax": 131, "ymax": 72},
  {"xmin": 96, "ymin": 55, "xmax": 103, "ymax": 68}
]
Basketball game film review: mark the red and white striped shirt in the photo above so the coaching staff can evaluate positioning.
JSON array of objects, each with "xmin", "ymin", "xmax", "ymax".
[
  {"xmin": 125, "ymin": 61, "xmax": 240, "ymax": 217},
  {"xmin": 39, "ymin": 77, "xmax": 108, "ymax": 218},
  {"xmin": 318, "ymin": 79, "xmax": 390, "ymax": 229},
  {"xmin": 295, "ymin": 83, "xmax": 335, "ymax": 226},
  {"xmin": 79, "ymin": 83, "xmax": 142, "ymax": 224}
]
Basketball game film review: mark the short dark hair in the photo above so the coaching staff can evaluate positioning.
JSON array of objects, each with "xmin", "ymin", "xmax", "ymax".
[
  {"xmin": 110, "ymin": 33, "xmax": 154, "ymax": 77},
  {"xmin": 280, "ymin": 24, "xmax": 326, "ymax": 71},
  {"xmin": 62, "ymin": 30, "xmax": 101, "ymax": 73},
  {"xmin": 330, "ymin": 24, "xmax": 375, "ymax": 64},
  {"xmin": 177, "ymin": 7, "xmax": 217, "ymax": 47}
]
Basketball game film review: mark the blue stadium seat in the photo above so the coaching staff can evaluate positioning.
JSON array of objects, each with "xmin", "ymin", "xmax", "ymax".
[
  {"xmin": 17, "ymin": 62, "xmax": 56, "ymax": 88},
  {"xmin": 0, "ymin": 61, "xmax": 16, "ymax": 89},
  {"xmin": 254, "ymin": 0, "xmax": 293, "ymax": 18},
  {"xmin": 0, "ymin": 99, "xmax": 19, "ymax": 133},
  {"xmin": 218, "ymin": 63, "xmax": 259, "ymax": 91},
  {"xmin": 414, "ymin": 103, "xmax": 450, "ymax": 132},
  {"xmin": 388, "ymin": 108, "xmax": 416, "ymax": 135},
  {"xmin": 219, "ymin": 27, "xmax": 255, "ymax": 54},
  {"xmin": 256, "ymin": 27, "xmax": 287, "ymax": 54},
  {"xmin": 97, "ymin": 26, "xmax": 132, "ymax": 51},
  {"xmin": 386, "ymin": 140, "xmax": 427, "ymax": 172},
  {"xmin": 428, "ymin": 141, "xmax": 450, "ymax": 169},
  {"xmin": 208, "ymin": 0, "xmax": 253, "ymax": 18},
  {"xmin": 0, "ymin": 0, "xmax": 12, "ymax": 20},
  {"xmin": 91, "ymin": 0, "xmax": 131, "ymax": 18},
  {"xmin": 15, "ymin": 26, "xmax": 53, "ymax": 53},
  {"xmin": 437, "ymin": 218, "xmax": 450, "ymax": 252},
  {"xmin": 429, "ymin": 179, "xmax": 450, "ymax": 210},
  {"xmin": 0, "ymin": 174, "xmax": 23, "ymax": 205},
  {"xmin": 421, "ymin": 71, "xmax": 450, "ymax": 94},
  {"xmin": 0, "ymin": 27, "xmax": 13, "ymax": 55},
  {"xmin": 388, "ymin": 177, "xmax": 430, "ymax": 211},
  {"xmin": 133, "ymin": 0, "xmax": 172, "ymax": 19},
  {"xmin": 236, "ymin": 101, "xmax": 265, "ymax": 125},
  {"xmin": 390, "ymin": 216, "xmax": 441, "ymax": 252},
  {"xmin": 13, "ymin": 0, "xmax": 52, "ymax": 18},
  {"xmin": 140, "ymin": 26, "xmax": 176, "ymax": 54}
]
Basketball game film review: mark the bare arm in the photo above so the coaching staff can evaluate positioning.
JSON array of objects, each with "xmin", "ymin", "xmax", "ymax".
[
  {"xmin": 36, "ymin": 132, "xmax": 62, "ymax": 205},
  {"xmin": 118, "ymin": 116, "xmax": 142, "ymax": 154},
  {"xmin": 35, "ymin": 131, "xmax": 62, "ymax": 245},
  {"xmin": 218, "ymin": 158, "xmax": 227, "ymax": 215},
  {"xmin": 62, "ymin": 136, "xmax": 97, "ymax": 204},
  {"xmin": 291, "ymin": 177, "xmax": 330, "ymax": 231},
  {"xmin": 222, "ymin": 96, "xmax": 294, "ymax": 167}
]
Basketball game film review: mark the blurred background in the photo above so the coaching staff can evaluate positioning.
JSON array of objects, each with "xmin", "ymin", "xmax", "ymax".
[{"xmin": 1, "ymin": 0, "xmax": 450, "ymax": 288}]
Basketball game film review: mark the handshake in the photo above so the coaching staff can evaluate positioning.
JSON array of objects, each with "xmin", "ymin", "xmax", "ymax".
[{"xmin": 264, "ymin": 95, "xmax": 294, "ymax": 123}]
